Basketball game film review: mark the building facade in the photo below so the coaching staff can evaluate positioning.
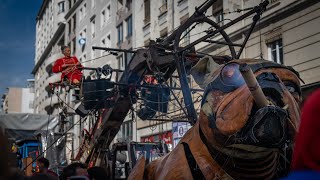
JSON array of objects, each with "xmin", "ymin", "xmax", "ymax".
[
  {"xmin": 33, "ymin": 0, "xmax": 120, "ymax": 162},
  {"xmin": 33, "ymin": 0, "xmax": 67, "ymax": 115},
  {"xmin": 198, "ymin": 0, "xmax": 320, "ymax": 90},
  {"xmin": 33, "ymin": 0, "xmax": 320, "ymax": 161},
  {"xmin": 2, "ymin": 79, "xmax": 35, "ymax": 114},
  {"xmin": 129, "ymin": 0, "xmax": 320, "ymax": 148}
]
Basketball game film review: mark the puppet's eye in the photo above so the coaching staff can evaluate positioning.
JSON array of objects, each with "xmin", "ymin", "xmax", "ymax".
[
  {"xmin": 220, "ymin": 63, "xmax": 245, "ymax": 87},
  {"xmin": 283, "ymin": 81, "xmax": 300, "ymax": 95},
  {"xmin": 286, "ymin": 86, "xmax": 295, "ymax": 93}
]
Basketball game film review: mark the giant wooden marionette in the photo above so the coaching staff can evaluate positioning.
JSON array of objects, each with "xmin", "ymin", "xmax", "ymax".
[{"xmin": 128, "ymin": 57, "xmax": 302, "ymax": 180}]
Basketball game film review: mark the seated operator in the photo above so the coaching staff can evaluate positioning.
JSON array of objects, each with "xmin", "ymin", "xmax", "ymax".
[{"xmin": 52, "ymin": 45, "xmax": 83, "ymax": 85}]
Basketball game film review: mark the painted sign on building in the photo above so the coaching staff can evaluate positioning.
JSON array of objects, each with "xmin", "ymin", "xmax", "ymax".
[
  {"xmin": 141, "ymin": 131, "xmax": 172, "ymax": 145},
  {"xmin": 172, "ymin": 122, "xmax": 192, "ymax": 148}
]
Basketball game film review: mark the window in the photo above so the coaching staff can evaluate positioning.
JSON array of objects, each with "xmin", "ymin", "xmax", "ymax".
[
  {"xmin": 101, "ymin": 38, "xmax": 106, "ymax": 55},
  {"xmin": 80, "ymin": 53, "xmax": 87, "ymax": 63},
  {"xmin": 126, "ymin": 16, "xmax": 132, "ymax": 38},
  {"xmin": 107, "ymin": 5, "xmax": 111, "ymax": 20},
  {"xmin": 118, "ymin": 54, "xmax": 125, "ymax": 70},
  {"xmin": 159, "ymin": 0, "xmax": 167, "ymax": 14},
  {"xmin": 180, "ymin": 14, "xmax": 190, "ymax": 46},
  {"xmin": 126, "ymin": 0, "xmax": 132, "ymax": 10},
  {"xmin": 101, "ymin": 10, "xmax": 106, "ymax": 27},
  {"xmin": 79, "ymin": 28, "xmax": 86, "ymax": 52},
  {"xmin": 126, "ymin": 49, "xmax": 134, "ymax": 62},
  {"xmin": 160, "ymin": 27, "xmax": 168, "ymax": 38},
  {"xmin": 80, "ymin": 28, "xmax": 86, "ymax": 38},
  {"xmin": 212, "ymin": 0, "xmax": 223, "ymax": 24},
  {"xmin": 68, "ymin": 20, "xmax": 72, "ymax": 35},
  {"xmin": 121, "ymin": 121, "xmax": 133, "ymax": 140},
  {"xmin": 268, "ymin": 39, "xmax": 283, "ymax": 64},
  {"xmin": 91, "ymin": 45, "xmax": 96, "ymax": 59},
  {"xmin": 83, "ymin": 3, "xmax": 87, "ymax": 16},
  {"xmin": 72, "ymin": 38, "xmax": 76, "ymax": 55},
  {"xmin": 107, "ymin": 34, "xmax": 111, "ymax": 47},
  {"xmin": 214, "ymin": 10, "xmax": 223, "ymax": 23},
  {"xmin": 79, "ymin": 7, "xmax": 83, "ymax": 20},
  {"xmin": 91, "ymin": 17, "xmax": 95, "ymax": 39},
  {"xmin": 72, "ymin": 14, "xmax": 76, "ymax": 33},
  {"xmin": 117, "ymin": 23, "xmax": 123, "ymax": 45},
  {"xmin": 144, "ymin": 39, "xmax": 150, "ymax": 47},
  {"xmin": 144, "ymin": 0, "xmax": 150, "ymax": 24},
  {"xmin": 91, "ymin": 0, "xmax": 95, "ymax": 8},
  {"xmin": 58, "ymin": 1, "xmax": 65, "ymax": 13},
  {"xmin": 117, "ymin": 0, "xmax": 124, "ymax": 10},
  {"xmin": 101, "ymin": 39, "xmax": 105, "ymax": 46},
  {"xmin": 68, "ymin": 0, "xmax": 71, "ymax": 9},
  {"xmin": 181, "ymin": 29, "xmax": 190, "ymax": 46}
]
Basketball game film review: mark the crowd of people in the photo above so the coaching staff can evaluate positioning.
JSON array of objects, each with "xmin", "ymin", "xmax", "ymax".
[{"xmin": 0, "ymin": 151, "xmax": 109, "ymax": 180}]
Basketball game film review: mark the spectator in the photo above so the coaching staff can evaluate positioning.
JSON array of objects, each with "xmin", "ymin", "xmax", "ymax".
[
  {"xmin": 33, "ymin": 157, "xmax": 58, "ymax": 177},
  {"xmin": 0, "ymin": 132, "xmax": 25, "ymax": 180},
  {"xmin": 29, "ymin": 173, "xmax": 58, "ymax": 180},
  {"xmin": 0, "ymin": 132, "xmax": 10, "ymax": 179},
  {"xmin": 87, "ymin": 166, "xmax": 109, "ymax": 180},
  {"xmin": 60, "ymin": 162, "xmax": 88, "ymax": 180}
]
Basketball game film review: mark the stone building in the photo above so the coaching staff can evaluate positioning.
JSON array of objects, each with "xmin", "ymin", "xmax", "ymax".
[
  {"xmin": 33, "ymin": 0, "xmax": 320, "ymax": 161},
  {"xmin": 2, "ymin": 79, "xmax": 35, "ymax": 114}
]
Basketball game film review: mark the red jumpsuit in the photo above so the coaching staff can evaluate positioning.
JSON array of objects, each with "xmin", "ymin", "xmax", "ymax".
[{"xmin": 52, "ymin": 56, "xmax": 83, "ymax": 83}]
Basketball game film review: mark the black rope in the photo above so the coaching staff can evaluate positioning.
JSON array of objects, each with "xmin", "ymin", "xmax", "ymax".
[{"xmin": 81, "ymin": 53, "xmax": 112, "ymax": 64}]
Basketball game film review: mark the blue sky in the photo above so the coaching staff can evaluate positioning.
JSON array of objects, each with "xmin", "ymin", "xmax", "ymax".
[{"xmin": 0, "ymin": 0, "xmax": 42, "ymax": 95}]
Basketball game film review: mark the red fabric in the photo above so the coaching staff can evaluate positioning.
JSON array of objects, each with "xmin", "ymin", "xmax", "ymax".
[
  {"xmin": 292, "ymin": 89, "xmax": 320, "ymax": 171},
  {"xmin": 52, "ymin": 56, "xmax": 83, "ymax": 82}
]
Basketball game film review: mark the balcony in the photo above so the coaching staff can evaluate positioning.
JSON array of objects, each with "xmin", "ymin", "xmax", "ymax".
[
  {"xmin": 159, "ymin": 4, "xmax": 167, "ymax": 15},
  {"xmin": 143, "ymin": 17, "xmax": 150, "ymax": 26},
  {"xmin": 117, "ymin": 7, "xmax": 126, "ymax": 17},
  {"xmin": 46, "ymin": 53, "xmax": 61, "ymax": 73},
  {"xmin": 44, "ymin": 95, "xmax": 60, "ymax": 113},
  {"xmin": 116, "ymin": 6, "xmax": 132, "ymax": 25},
  {"xmin": 57, "ymin": 12, "xmax": 66, "ymax": 25}
]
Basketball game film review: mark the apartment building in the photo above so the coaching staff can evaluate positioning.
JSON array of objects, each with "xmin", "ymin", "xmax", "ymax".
[
  {"xmin": 125, "ymin": 0, "xmax": 320, "ymax": 148},
  {"xmin": 34, "ymin": 0, "xmax": 320, "ymax": 160},
  {"xmin": 2, "ymin": 79, "xmax": 35, "ymax": 114},
  {"xmin": 64, "ymin": 0, "xmax": 117, "ymax": 75},
  {"xmin": 32, "ymin": 0, "xmax": 68, "ymax": 115},
  {"xmin": 196, "ymin": 0, "xmax": 320, "ymax": 97},
  {"xmin": 62, "ymin": 0, "xmax": 118, "ymax": 159}
]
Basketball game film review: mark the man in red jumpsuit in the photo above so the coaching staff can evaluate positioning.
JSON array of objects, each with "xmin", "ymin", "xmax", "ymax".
[{"xmin": 52, "ymin": 46, "xmax": 83, "ymax": 84}]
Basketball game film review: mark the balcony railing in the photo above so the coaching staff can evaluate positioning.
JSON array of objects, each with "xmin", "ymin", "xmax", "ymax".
[
  {"xmin": 159, "ymin": 4, "xmax": 167, "ymax": 14},
  {"xmin": 143, "ymin": 17, "xmax": 150, "ymax": 25}
]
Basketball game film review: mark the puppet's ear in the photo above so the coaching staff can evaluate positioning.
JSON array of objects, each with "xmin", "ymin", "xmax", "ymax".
[{"xmin": 190, "ymin": 56, "xmax": 221, "ymax": 89}]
